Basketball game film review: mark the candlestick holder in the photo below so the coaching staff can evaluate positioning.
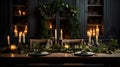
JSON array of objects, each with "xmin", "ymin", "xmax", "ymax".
[{"xmin": 17, "ymin": 42, "xmax": 26, "ymax": 54}]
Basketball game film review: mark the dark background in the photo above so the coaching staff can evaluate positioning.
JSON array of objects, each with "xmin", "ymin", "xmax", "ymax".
[{"xmin": 0, "ymin": 0, "xmax": 120, "ymax": 46}]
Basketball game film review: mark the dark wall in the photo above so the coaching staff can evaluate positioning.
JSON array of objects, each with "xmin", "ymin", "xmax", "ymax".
[
  {"xmin": 104, "ymin": 0, "xmax": 120, "ymax": 39},
  {"xmin": 0, "ymin": 0, "xmax": 10, "ymax": 46},
  {"xmin": 28, "ymin": 0, "xmax": 38, "ymax": 38},
  {"xmin": 0, "ymin": 0, "xmax": 120, "ymax": 44}
]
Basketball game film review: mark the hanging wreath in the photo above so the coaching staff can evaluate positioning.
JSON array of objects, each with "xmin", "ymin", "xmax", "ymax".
[{"xmin": 38, "ymin": 0, "xmax": 80, "ymax": 39}]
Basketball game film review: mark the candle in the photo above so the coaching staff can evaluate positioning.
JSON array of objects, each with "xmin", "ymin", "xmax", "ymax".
[
  {"xmin": 10, "ymin": 44, "xmax": 17, "ymax": 50},
  {"xmin": 23, "ymin": 33, "xmax": 25, "ymax": 43},
  {"xmin": 96, "ymin": 25, "xmax": 99, "ymax": 43},
  {"xmin": 87, "ymin": 31, "xmax": 91, "ymax": 44},
  {"xmin": 22, "ymin": 11, "xmax": 26, "ymax": 15},
  {"xmin": 96, "ymin": 25, "xmax": 99, "ymax": 36},
  {"xmin": 50, "ymin": 23, "xmax": 52, "ymax": 29},
  {"xmin": 19, "ymin": 32, "xmax": 22, "ymax": 43},
  {"xmin": 55, "ymin": 29, "xmax": 57, "ymax": 40},
  {"xmin": 14, "ymin": 29, "xmax": 18, "ymax": 36},
  {"xmin": 60, "ymin": 29, "xmax": 63, "ymax": 40},
  {"xmin": 92, "ymin": 29, "xmax": 95, "ymax": 36},
  {"xmin": 18, "ymin": 9, "xmax": 22, "ymax": 15},
  {"xmin": 14, "ymin": 25, "xmax": 18, "ymax": 36},
  {"xmin": 7, "ymin": 35, "xmax": 10, "ymax": 45},
  {"xmin": 96, "ymin": 35, "xmax": 98, "ymax": 43},
  {"xmin": 24, "ymin": 25, "xmax": 28, "ymax": 34}
]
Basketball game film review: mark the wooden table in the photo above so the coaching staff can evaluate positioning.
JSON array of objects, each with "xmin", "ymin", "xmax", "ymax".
[{"xmin": 0, "ymin": 53, "xmax": 120, "ymax": 67}]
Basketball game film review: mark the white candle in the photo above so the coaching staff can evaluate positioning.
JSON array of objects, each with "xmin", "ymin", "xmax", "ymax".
[
  {"xmin": 18, "ymin": 9, "xmax": 22, "ymax": 15},
  {"xmin": 23, "ymin": 33, "xmax": 25, "ymax": 43},
  {"xmin": 60, "ymin": 29, "xmax": 63, "ymax": 40},
  {"xmin": 14, "ymin": 29, "xmax": 18, "ymax": 36},
  {"xmin": 19, "ymin": 32, "xmax": 22, "ymax": 43},
  {"xmin": 96, "ymin": 25, "xmax": 99, "ymax": 36},
  {"xmin": 87, "ymin": 31, "xmax": 91, "ymax": 44},
  {"xmin": 92, "ymin": 29, "xmax": 95, "ymax": 36},
  {"xmin": 96, "ymin": 35, "xmax": 98, "ymax": 43},
  {"xmin": 55, "ymin": 29, "xmax": 57, "ymax": 40},
  {"xmin": 7, "ymin": 35, "xmax": 10, "ymax": 45},
  {"xmin": 96, "ymin": 25, "xmax": 99, "ymax": 43}
]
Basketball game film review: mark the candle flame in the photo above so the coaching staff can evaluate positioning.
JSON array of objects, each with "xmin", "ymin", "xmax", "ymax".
[{"xmin": 10, "ymin": 44, "xmax": 17, "ymax": 50}]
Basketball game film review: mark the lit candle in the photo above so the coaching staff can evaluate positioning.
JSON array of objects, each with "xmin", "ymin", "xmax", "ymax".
[
  {"xmin": 14, "ymin": 29, "xmax": 18, "ymax": 36},
  {"xmin": 50, "ymin": 23, "xmax": 52, "ymax": 29},
  {"xmin": 10, "ymin": 44, "xmax": 17, "ymax": 50},
  {"xmin": 7, "ymin": 35, "xmax": 10, "ymax": 45},
  {"xmin": 55, "ymin": 29, "xmax": 57, "ymax": 40},
  {"xmin": 96, "ymin": 25, "xmax": 99, "ymax": 36},
  {"xmin": 87, "ymin": 31, "xmax": 91, "ymax": 44},
  {"xmin": 96, "ymin": 35, "xmax": 98, "ymax": 43},
  {"xmin": 14, "ymin": 25, "xmax": 18, "ymax": 36},
  {"xmin": 22, "ymin": 11, "xmax": 26, "ymax": 15},
  {"xmin": 24, "ymin": 25, "xmax": 28, "ymax": 34},
  {"xmin": 23, "ymin": 33, "xmax": 25, "ymax": 43},
  {"xmin": 92, "ymin": 29, "xmax": 95, "ymax": 36},
  {"xmin": 19, "ymin": 32, "xmax": 22, "ymax": 43},
  {"xmin": 18, "ymin": 9, "xmax": 22, "ymax": 15},
  {"xmin": 60, "ymin": 29, "xmax": 63, "ymax": 40},
  {"xmin": 96, "ymin": 25, "xmax": 99, "ymax": 43}
]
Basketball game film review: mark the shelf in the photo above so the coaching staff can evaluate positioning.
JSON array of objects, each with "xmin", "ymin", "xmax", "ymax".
[
  {"xmin": 48, "ymin": 17, "xmax": 68, "ymax": 20},
  {"xmin": 11, "ymin": 0, "xmax": 28, "ymax": 37},
  {"xmin": 88, "ymin": 15, "xmax": 102, "ymax": 17},
  {"xmin": 87, "ymin": 24, "xmax": 103, "ymax": 26},
  {"xmin": 88, "ymin": 4, "xmax": 102, "ymax": 6},
  {"xmin": 13, "ymin": 4, "xmax": 26, "ymax": 8},
  {"xmin": 87, "ymin": 0, "xmax": 104, "ymax": 36}
]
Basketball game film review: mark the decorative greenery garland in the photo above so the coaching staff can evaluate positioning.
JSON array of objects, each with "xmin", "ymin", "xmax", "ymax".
[{"xmin": 38, "ymin": 0, "xmax": 80, "ymax": 38}]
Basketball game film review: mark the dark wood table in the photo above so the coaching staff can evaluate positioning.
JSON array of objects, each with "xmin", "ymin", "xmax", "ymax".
[{"xmin": 0, "ymin": 53, "xmax": 120, "ymax": 67}]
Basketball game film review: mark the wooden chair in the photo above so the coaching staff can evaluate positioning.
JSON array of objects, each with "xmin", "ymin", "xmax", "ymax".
[{"xmin": 29, "ymin": 39, "xmax": 48, "ymax": 49}]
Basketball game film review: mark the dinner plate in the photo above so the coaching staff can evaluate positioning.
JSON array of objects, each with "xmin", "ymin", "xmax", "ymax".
[
  {"xmin": 74, "ymin": 51, "xmax": 95, "ymax": 56},
  {"xmin": 28, "ymin": 51, "xmax": 50, "ymax": 57}
]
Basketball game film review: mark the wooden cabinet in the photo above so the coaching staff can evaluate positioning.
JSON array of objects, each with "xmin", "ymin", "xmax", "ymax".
[
  {"xmin": 87, "ymin": 0, "xmax": 104, "ymax": 37},
  {"xmin": 11, "ymin": 0, "xmax": 28, "ymax": 37}
]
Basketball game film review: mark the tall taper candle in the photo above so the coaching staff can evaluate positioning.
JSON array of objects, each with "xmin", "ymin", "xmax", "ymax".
[
  {"xmin": 55, "ymin": 29, "xmax": 57, "ymax": 40},
  {"xmin": 60, "ymin": 29, "xmax": 63, "ymax": 40},
  {"xmin": 23, "ymin": 33, "xmax": 25, "ymax": 43},
  {"xmin": 7, "ymin": 35, "xmax": 10, "ymax": 45},
  {"xmin": 87, "ymin": 31, "xmax": 91, "ymax": 44},
  {"xmin": 19, "ymin": 32, "xmax": 22, "ymax": 43}
]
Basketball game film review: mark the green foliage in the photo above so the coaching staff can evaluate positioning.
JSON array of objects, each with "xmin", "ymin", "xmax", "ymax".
[
  {"xmin": 73, "ymin": 39, "xmax": 119, "ymax": 54},
  {"xmin": 107, "ymin": 39, "xmax": 119, "ymax": 51},
  {"xmin": 38, "ymin": 0, "xmax": 80, "ymax": 39},
  {"xmin": 90, "ymin": 39, "xmax": 119, "ymax": 53},
  {"xmin": 51, "ymin": 43, "xmax": 62, "ymax": 52}
]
